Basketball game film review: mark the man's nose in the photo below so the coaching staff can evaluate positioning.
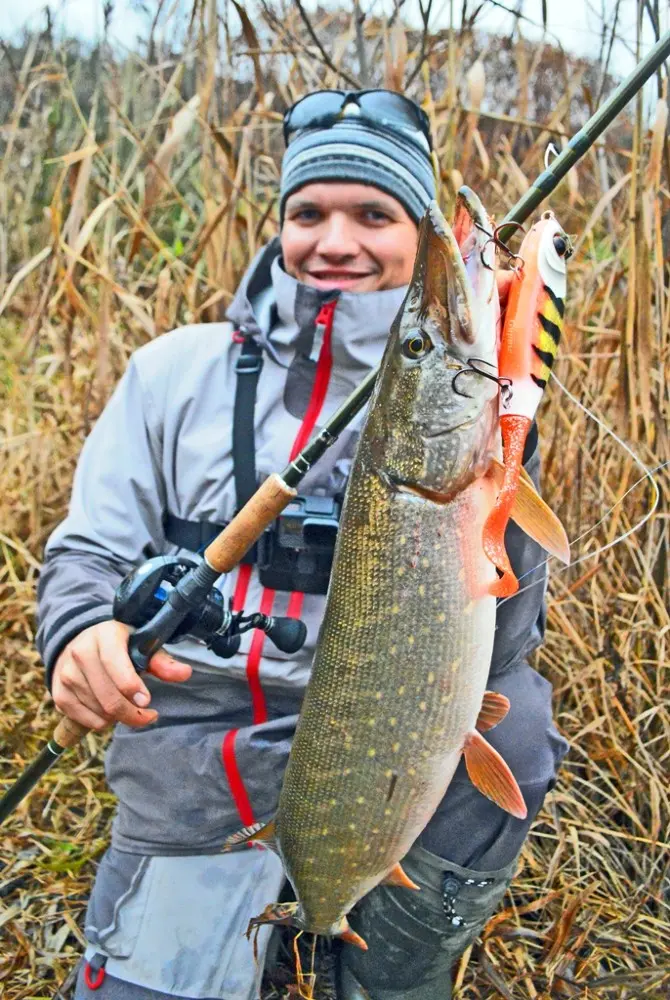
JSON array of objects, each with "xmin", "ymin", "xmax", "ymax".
[{"xmin": 315, "ymin": 214, "xmax": 359, "ymax": 259}]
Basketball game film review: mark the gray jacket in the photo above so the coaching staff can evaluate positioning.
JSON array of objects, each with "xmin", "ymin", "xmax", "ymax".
[{"xmin": 36, "ymin": 240, "xmax": 547, "ymax": 856}]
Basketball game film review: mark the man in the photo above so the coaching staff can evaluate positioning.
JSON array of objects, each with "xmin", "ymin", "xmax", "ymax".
[{"xmin": 37, "ymin": 90, "xmax": 568, "ymax": 1000}]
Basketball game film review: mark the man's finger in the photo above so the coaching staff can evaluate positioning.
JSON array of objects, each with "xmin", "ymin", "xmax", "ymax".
[
  {"xmin": 58, "ymin": 699, "xmax": 109, "ymax": 733},
  {"xmin": 97, "ymin": 622, "xmax": 152, "ymax": 708},
  {"xmin": 85, "ymin": 649, "xmax": 158, "ymax": 728},
  {"xmin": 65, "ymin": 668, "xmax": 111, "ymax": 721},
  {"xmin": 148, "ymin": 650, "xmax": 192, "ymax": 683}
]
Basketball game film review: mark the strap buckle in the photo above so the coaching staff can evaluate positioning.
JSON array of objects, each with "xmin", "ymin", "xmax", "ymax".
[
  {"xmin": 235, "ymin": 352, "xmax": 263, "ymax": 374},
  {"xmin": 234, "ymin": 331, "xmax": 263, "ymax": 375}
]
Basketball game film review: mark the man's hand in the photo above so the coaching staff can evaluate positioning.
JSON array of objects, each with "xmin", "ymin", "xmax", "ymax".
[{"xmin": 52, "ymin": 620, "xmax": 192, "ymax": 731}]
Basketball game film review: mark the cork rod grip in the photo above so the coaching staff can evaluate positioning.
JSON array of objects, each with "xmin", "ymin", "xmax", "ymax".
[
  {"xmin": 53, "ymin": 716, "xmax": 90, "ymax": 750},
  {"xmin": 204, "ymin": 473, "xmax": 297, "ymax": 573}
]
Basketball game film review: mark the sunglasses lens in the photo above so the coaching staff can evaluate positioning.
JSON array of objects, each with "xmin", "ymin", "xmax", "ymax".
[
  {"xmin": 358, "ymin": 92, "xmax": 426, "ymax": 132},
  {"xmin": 284, "ymin": 90, "xmax": 431, "ymax": 150},
  {"xmin": 286, "ymin": 92, "xmax": 346, "ymax": 133}
]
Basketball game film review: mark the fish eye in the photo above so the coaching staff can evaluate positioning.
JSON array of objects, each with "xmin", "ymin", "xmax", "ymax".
[
  {"xmin": 401, "ymin": 329, "xmax": 433, "ymax": 360},
  {"xmin": 553, "ymin": 233, "xmax": 572, "ymax": 259}
]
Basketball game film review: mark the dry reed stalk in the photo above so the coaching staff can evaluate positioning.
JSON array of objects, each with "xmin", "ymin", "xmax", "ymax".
[{"xmin": 459, "ymin": 59, "xmax": 485, "ymax": 180}]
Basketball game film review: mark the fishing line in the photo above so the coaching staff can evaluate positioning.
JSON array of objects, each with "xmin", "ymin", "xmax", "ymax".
[{"xmin": 497, "ymin": 371, "xmax": 663, "ymax": 608}]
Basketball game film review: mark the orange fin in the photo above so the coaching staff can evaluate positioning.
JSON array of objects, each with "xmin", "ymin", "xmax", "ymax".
[
  {"xmin": 223, "ymin": 819, "xmax": 277, "ymax": 853},
  {"xmin": 463, "ymin": 730, "xmax": 527, "ymax": 819},
  {"xmin": 476, "ymin": 691, "xmax": 510, "ymax": 732},
  {"xmin": 338, "ymin": 917, "xmax": 369, "ymax": 951},
  {"xmin": 489, "ymin": 457, "xmax": 570, "ymax": 564},
  {"xmin": 382, "ymin": 862, "xmax": 420, "ymax": 891},
  {"xmin": 483, "ymin": 415, "xmax": 530, "ymax": 596}
]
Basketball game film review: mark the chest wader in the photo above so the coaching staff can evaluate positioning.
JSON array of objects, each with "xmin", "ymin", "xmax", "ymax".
[{"xmin": 335, "ymin": 845, "xmax": 517, "ymax": 1000}]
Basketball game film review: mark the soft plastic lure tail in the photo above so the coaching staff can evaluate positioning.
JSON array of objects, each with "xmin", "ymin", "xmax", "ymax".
[{"xmin": 483, "ymin": 210, "xmax": 572, "ymax": 596}]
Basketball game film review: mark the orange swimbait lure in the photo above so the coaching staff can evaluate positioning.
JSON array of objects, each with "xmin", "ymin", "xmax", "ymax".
[{"xmin": 483, "ymin": 210, "xmax": 573, "ymax": 596}]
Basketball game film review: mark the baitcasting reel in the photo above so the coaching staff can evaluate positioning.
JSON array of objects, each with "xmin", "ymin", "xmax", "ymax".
[{"xmin": 114, "ymin": 555, "xmax": 307, "ymax": 661}]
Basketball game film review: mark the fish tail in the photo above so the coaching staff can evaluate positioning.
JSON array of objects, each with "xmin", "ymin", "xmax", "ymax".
[
  {"xmin": 247, "ymin": 903, "xmax": 369, "ymax": 952},
  {"xmin": 482, "ymin": 414, "xmax": 531, "ymax": 596}
]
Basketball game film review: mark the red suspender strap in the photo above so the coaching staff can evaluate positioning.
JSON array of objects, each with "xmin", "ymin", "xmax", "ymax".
[
  {"xmin": 286, "ymin": 590, "xmax": 305, "ymax": 621},
  {"xmin": 246, "ymin": 586, "xmax": 274, "ymax": 725},
  {"xmin": 232, "ymin": 562, "xmax": 252, "ymax": 612},
  {"xmin": 224, "ymin": 300, "xmax": 337, "ymax": 825},
  {"xmin": 289, "ymin": 300, "xmax": 336, "ymax": 461},
  {"xmin": 222, "ymin": 730, "xmax": 255, "ymax": 826},
  {"xmin": 283, "ymin": 300, "xmax": 336, "ymax": 648},
  {"xmin": 223, "ymin": 563, "xmax": 256, "ymax": 824}
]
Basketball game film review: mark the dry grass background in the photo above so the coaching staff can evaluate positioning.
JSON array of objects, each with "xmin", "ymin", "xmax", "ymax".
[{"xmin": 0, "ymin": 1, "xmax": 669, "ymax": 997}]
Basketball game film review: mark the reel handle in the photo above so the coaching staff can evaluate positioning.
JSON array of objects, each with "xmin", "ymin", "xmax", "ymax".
[{"xmin": 264, "ymin": 616, "xmax": 308, "ymax": 654}]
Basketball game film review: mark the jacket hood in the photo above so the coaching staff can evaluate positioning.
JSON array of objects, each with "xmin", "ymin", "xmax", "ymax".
[{"xmin": 225, "ymin": 237, "xmax": 408, "ymax": 375}]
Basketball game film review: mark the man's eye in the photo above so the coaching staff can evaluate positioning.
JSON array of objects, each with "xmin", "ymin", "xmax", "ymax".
[
  {"xmin": 291, "ymin": 209, "xmax": 320, "ymax": 223},
  {"xmin": 363, "ymin": 210, "xmax": 390, "ymax": 224}
]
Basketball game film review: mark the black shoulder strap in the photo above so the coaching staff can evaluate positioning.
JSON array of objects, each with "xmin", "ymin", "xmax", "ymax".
[
  {"xmin": 232, "ymin": 331, "xmax": 264, "ymax": 562},
  {"xmin": 165, "ymin": 330, "xmax": 264, "ymax": 559}
]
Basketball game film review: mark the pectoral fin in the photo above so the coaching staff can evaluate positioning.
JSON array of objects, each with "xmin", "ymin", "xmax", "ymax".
[
  {"xmin": 476, "ymin": 691, "xmax": 510, "ymax": 732},
  {"xmin": 463, "ymin": 730, "xmax": 527, "ymax": 819},
  {"xmin": 338, "ymin": 919, "xmax": 369, "ymax": 951},
  {"xmin": 382, "ymin": 863, "xmax": 420, "ymax": 891},
  {"xmin": 223, "ymin": 819, "xmax": 277, "ymax": 853}
]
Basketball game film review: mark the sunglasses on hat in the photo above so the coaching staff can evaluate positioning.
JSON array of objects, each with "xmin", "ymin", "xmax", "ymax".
[{"xmin": 283, "ymin": 89, "xmax": 433, "ymax": 152}]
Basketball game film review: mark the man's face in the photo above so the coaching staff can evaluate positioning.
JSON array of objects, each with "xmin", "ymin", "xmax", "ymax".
[{"xmin": 281, "ymin": 183, "xmax": 419, "ymax": 294}]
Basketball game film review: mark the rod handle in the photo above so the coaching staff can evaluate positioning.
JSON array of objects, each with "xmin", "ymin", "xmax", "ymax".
[
  {"xmin": 53, "ymin": 716, "xmax": 90, "ymax": 750},
  {"xmin": 204, "ymin": 473, "xmax": 297, "ymax": 573}
]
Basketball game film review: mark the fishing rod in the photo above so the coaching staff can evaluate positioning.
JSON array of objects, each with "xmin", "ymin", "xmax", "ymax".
[
  {"xmin": 1, "ymin": 32, "xmax": 669, "ymax": 826},
  {"xmin": 0, "ymin": 373, "xmax": 377, "ymax": 826},
  {"xmin": 497, "ymin": 29, "xmax": 670, "ymax": 244}
]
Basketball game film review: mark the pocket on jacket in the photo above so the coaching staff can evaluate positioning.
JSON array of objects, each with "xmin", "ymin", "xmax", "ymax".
[{"xmin": 84, "ymin": 849, "xmax": 151, "ymax": 959}]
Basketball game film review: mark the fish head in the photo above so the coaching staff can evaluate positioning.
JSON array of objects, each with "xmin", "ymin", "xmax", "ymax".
[{"xmin": 368, "ymin": 198, "xmax": 500, "ymax": 498}]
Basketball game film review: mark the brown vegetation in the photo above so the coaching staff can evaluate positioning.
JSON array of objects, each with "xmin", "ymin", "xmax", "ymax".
[{"xmin": 0, "ymin": 2, "xmax": 668, "ymax": 997}]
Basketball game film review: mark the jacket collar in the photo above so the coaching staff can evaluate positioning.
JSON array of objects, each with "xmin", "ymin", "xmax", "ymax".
[{"xmin": 226, "ymin": 238, "xmax": 407, "ymax": 374}]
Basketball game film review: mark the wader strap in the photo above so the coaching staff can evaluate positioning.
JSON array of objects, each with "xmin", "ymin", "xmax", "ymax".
[
  {"xmin": 163, "ymin": 514, "xmax": 227, "ymax": 552},
  {"xmin": 232, "ymin": 329, "xmax": 264, "ymax": 563},
  {"xmin": 233, "ymin": 330, "xmax": 263, "ymax": 510}
]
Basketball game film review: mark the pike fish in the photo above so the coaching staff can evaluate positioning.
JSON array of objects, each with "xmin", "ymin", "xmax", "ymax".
[{"xmin": 229, "ymin": 194, "xmax": 558, "ymax": 950}]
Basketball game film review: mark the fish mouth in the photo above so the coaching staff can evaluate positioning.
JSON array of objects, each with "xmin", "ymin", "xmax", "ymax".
[
  {"xmin": 420, "ymin": 413, "xmax": 479, "ymax": 439},
  {"xmin": 396, "ymin": 481, "xmax": 458, "ymax": 504},
  {"xmin": 408, "ymin": 202, "xmax": 476, "ymax": 349},
  {"xmin": 383, "ymin": 470, "xmax": 458, "ymax": 505}
]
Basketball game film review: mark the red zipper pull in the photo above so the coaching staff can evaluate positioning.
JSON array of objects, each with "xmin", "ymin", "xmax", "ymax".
[{"xmin": 315, "ymin": 299, "xmax": 337, "ymax": 333}]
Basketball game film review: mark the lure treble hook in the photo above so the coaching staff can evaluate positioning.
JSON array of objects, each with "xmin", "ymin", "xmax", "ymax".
[
  {"xmin": 474, "ymin": 221, "xmax": 526, "ymax": 273},
  {"xmin": 452, "ymin": 358, "xmax": 513, "ymax": 404}
]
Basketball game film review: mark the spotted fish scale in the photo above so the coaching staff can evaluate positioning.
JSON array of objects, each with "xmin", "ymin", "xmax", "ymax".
[{"xmin": 280, "ymin": 469, "xmax": 498, "ymax": 932}]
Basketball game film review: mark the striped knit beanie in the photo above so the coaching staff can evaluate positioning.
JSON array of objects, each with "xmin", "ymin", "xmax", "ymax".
[{"xmin": 279, "ymin": 109, "xmax": 436, "ymax": 225}]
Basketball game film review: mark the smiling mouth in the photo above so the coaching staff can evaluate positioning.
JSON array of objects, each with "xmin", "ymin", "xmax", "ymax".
[{"xmin": 307, "ymin": 270, "xmax": 374, "ymax": 281}]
